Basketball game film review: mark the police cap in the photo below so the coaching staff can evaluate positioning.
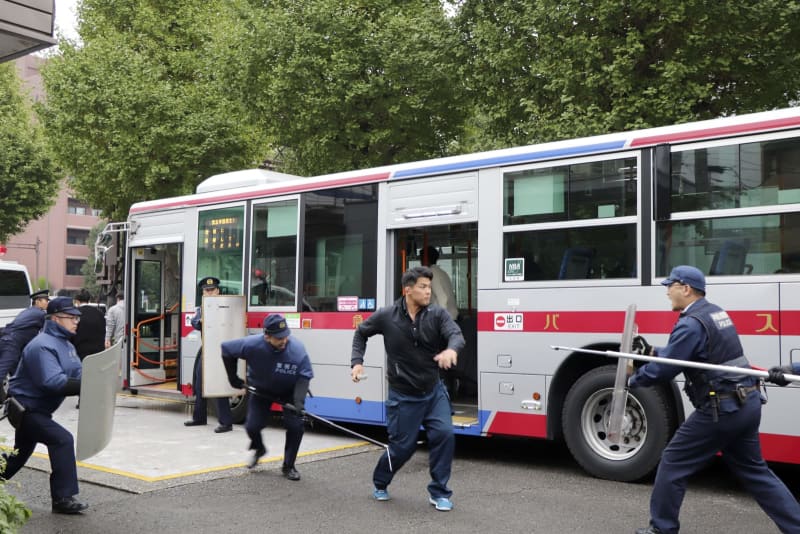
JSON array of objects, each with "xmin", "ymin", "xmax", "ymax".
[
  {"xmin": 30, "ymin": 289, "xmax": 49, "ymax": 302},
  {"xmin": 47, "ymin": 296, "xmax": 82, "ymax": 316},
  {"xmin": 198, "ymin": 277, "xmax": 220, "ymax": 290},
  {"xmin": 661, "ymin": 265, "xmax": 706, "ymax": 293},
  {"xmin": 263, "ymin": 314, "xmax": 290, "ymax": 339}
]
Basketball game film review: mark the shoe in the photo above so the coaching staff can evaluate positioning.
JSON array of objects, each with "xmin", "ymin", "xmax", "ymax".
[
  {"xmin": 428, "ymin": 496, "xmax": 453, "ymax": 511},
  {"xmin": 635, "ymin": 526, "xmax": 663, "ymax": 534},
  {"xmin": 52, "ymin": 496, "xmax": 89, "ymax": 514},
  {"xmin": 247, "ymin": 447, "xmax": 266, "ymax": 469},
  {"xmin": 281, "ymin": 465, "xmax": 301, "ymax": 481},
  {"xmin": 214, "ymin": 424, "xmax": 233, "ymax": 433},
  {"xmin": 373, "ymin": 488, "xmax": 390, "ymax": 501},
  {"xmin": 184, "ymin": 420, "xmax": 206, "ymax": 427}
]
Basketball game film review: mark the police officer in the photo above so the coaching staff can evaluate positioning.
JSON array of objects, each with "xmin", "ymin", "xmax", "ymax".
[
  {"xmin": 184, "ymin": 277, "xmax": 233, "ymax": 433},
  {"xmin": 629, "ymin": 266, "xmax": 800, "ymax": 534},
  {"xmin": 0, "ymin": 289, "xmax": 50, "ymax": 394},
  {"xmin": 221, "ymin": 314, "xmax": 313, "ymax": 480},
  {"xmin": 2, "ymin": 297, "xmax": 87, "ymax": 514}
]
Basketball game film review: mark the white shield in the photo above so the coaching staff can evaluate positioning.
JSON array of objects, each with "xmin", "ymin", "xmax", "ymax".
[
  {"xmin": 76, "ymin": 341, "xmax": 122, "ymax": 461},
  {"xmin": 202, "ymin": 295, "xmax": 247, "ymax": 397}
]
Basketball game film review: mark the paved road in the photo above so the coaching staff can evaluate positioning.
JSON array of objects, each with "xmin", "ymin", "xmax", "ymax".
[{"xmin": 9, "ymin": 430, "xmax": 800, "ymax": 534}]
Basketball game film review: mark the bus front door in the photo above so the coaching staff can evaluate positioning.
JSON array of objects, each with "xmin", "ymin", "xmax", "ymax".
[{"xmin": 128, "ymin": 244, "xmax": 182, "ymax": 389}]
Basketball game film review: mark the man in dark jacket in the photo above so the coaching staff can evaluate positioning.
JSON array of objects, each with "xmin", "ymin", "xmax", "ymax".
[
  {"xmin": 0, "ymin": 289, "xmax": 50, "ymax": 394},
  {"xmin": 2, "ymin": 297, "xmax": 87, "ymax": 514},
  {"xmin": 72, "ymin": 289, "xmax": 106, "ymax": 360},
  {"xmin": 350, "ymin": 266, "xmax": 464, "ymax": 512}
]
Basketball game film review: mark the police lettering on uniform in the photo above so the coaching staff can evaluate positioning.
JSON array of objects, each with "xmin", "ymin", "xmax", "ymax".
[
  {"xmin": 221, "ymin": 313, "xmax": 313, "ymax": 480},
  {"xmin": 2, "ymin": 297, "xmax": 87, "ymax": 514},
  {"xmin": 628, "ymin": 266, "xmax": 800, "ymax": 534},
  {"xmin": 184, "ymin": 276, "xmax": 233, "ymax": 433},
  {"xmin": 0, "ymin": 289, "xmax": 50, "ymax": 392}
]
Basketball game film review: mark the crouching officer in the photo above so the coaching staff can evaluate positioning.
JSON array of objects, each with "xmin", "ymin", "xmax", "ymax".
[
  {"xmin": 1, "ymin": 297, "xmax": 88, "ymax": 514},
  {"xmin": 628, "ymin": 266, "xmax": 800, "ymax": 534},
  {"xmin": 221, "ymin": 314, "xmax": 313, "ymax": 480}
]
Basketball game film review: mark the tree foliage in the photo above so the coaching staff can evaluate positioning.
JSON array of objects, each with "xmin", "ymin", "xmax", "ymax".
[
  {"xmin": 456, "ymin": 0, "xmax": 800, "ymax": 147},
  {"xmin": 235, "ymin": 0, "xmax": 467, "ymax": 175},
  {"xmin": 0, "ymin": 63, "xmax": 59, "ymax": 243},
  {"xmin": 37, "ymin": 0, "xmax": 265, "ymax": 222}
]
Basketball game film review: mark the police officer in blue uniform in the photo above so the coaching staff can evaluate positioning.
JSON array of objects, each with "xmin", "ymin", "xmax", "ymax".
[
  {"xmin": 2, "ymin": 297, "xmax": 87, "ymax": 514},
  {"xmin": 184, "ymin": 277, "xmax": 233, "ymax": 433},
  {"xmin": 0, "ymin": 289, "xmax": 50, "ymax": 390},
  {"xmin": 629, "ymin": 266, "xmax": 800, "ymax": 534},
  {"xmin": 221, "ymin": 314, "xmax": 313, "ymax": 480}
]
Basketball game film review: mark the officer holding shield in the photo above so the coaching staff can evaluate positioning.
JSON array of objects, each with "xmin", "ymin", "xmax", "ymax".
[
  {"xmin": 2, "ymin": 297, "xmax": 87, "ymax": 514},
  {"xmin": 628, "ymin": 266, "xmax": 800, "ymax": 534}
]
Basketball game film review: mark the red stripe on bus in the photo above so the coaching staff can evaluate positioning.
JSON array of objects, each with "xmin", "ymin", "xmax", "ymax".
[
  {"xmin": 477, "ymin": 310, "xmax": 794, "ymax": 336},
  {"xmin": 486, "ymin": 412, "xmax": 547, "ymax": 438},
  {"xmin": 245, "ymin": 311, "xmax": 374, "ymax": 330},
  {"xmin": 629, "ymin": 116, "xmax": 800, "ymax": 147},
  {"xmin": 761, "ymin": 433, "xmax": 800, "ymax": 464},
  {"xmin": 130, "ymin": 172, "xmax": 390, "ymax": 214}
]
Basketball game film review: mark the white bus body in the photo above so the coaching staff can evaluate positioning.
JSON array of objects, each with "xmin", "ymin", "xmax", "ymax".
[
  {"xmin": 0, "ymin": 260, "xmax": 33, "ymax": 329},
  {"xmin": 114, "ymin": 110, "xmax": 800, "ymax": 481}
]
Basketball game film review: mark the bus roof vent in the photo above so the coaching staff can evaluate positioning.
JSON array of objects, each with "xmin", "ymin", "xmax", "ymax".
[{"xmin": 196, "ymin": 169, "xmax": 301, "ymax": 194}]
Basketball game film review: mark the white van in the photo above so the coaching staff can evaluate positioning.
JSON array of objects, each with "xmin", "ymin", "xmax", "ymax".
[{"xmin": 0, "ymin": 260, "xmax": 33, "ymax": 330}]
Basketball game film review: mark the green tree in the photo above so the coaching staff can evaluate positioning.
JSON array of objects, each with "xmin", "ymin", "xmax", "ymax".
[
  {"xmin": 0, "ymin": 444, "xmax": 31, "ymax": 533},
  {"xmin": 37, "ymin": 0, "xmax": 265, "ymax": 222},
  {"xmin": 0, "ymin": 63, "xmax": 59, "ymax": 244},
  {"xmin": 234, "ymin": 0, "xmax": 467, "ymax": 175},
  {"xmin": 456, "ymin": 0, "xmax": 800, "ymax": 147}
]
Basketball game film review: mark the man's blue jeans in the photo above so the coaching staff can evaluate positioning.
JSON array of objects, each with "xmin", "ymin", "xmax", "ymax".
[{"xmin": 373, "ymin": 380, "xmax": 454, "ymax": 499}]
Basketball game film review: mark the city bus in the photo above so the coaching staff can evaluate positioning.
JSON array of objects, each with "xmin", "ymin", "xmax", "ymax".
[{"xmin": 104, "ymin": 106, "xmax": 800, "ymax": 482}]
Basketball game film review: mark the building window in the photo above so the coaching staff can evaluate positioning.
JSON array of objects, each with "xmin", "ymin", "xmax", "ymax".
[
  {"xmin": 66, "ymin": 228, "xmax": 90, "ymax": 245},
  {"xmin": 68, "ymin": 198, "xmax": 89, "ymax": 215},
  {"xmin": 66, "ymin": 259, "xmax": 85, "ymax": 276}
]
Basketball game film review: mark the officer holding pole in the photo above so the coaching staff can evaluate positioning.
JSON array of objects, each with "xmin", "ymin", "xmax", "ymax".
[
  {"xmin": 628, "ymin": 266, "xmax": 800, "ymax": 534},
  {"xmin": 221, "ymin": 314, "xmax": 313, "ymax": 480}
]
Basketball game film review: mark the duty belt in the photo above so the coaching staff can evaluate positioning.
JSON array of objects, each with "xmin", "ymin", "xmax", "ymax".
[{"xmin": 709, "ymin": 384, "xmax": 760, "ymax": 422}]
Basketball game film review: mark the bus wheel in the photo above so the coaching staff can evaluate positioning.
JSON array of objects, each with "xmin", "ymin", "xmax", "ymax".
[
  {"xmin": 229, "ymin": 391, "xmax": 249, "ymax": 424},
  {"xmin": 562, "ymin": 365, "xmax": 675, "ymax": 482}
]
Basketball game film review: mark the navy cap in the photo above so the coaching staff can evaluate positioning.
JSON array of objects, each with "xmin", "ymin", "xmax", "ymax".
[
  {"xmin": 263, "ymin": 314, "xmax": 290, "ymax": 338},
  {"xmin": 198, "ymin": 277, "xmax": 220, "ymax": 290},
  {"xmin": 30, "ymin": 289, "xmax": 49, "ymax": 301},
  {"xmin": 47, "ymin": 296, "xmax": 82, "ymax": 316},
  {"xmin": 661, "ymin": 265, "xmax": 706, "ymax": 293}
]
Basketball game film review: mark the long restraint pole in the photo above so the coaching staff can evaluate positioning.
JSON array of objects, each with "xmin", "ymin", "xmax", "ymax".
[{"xmin": 550, "ymin": 345, "xmax": 800, "ymax": 383}]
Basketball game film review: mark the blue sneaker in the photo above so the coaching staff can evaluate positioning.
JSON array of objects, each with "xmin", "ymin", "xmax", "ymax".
[
  {"xmin": 428, "ymin": 496, "xmax": 453, "ymax": 511},
  {"xmin": 373, "ymin": 488, "xmax": 390, "ymax": 501}
]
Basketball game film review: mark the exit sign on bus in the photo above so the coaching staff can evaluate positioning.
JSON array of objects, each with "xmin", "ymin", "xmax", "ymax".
[
  {"xmin": 504, "ymin": 258, "xmax": 524, "ymax": 281},
  {"xmin": 494, "ymin": 313, "xmax": 524, "ymax": 331}
]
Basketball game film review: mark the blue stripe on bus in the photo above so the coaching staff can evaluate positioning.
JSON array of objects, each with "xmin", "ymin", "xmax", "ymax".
[{"xmin": 392, "ymin": 140, "xmax": 628, "ymax": 179}]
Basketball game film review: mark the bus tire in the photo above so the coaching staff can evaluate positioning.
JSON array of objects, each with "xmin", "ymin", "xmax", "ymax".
[{"xmin": 562, "ymin": 365, "xmax": 675, "ymax": 482}]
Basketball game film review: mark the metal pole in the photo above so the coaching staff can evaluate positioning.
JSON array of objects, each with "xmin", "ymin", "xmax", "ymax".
[{"xmin": 551, "ymin": 345, "xmax": 800, "ymax": 383}]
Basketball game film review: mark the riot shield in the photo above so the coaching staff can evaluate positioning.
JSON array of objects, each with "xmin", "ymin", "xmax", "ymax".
[
  {"xmin": 76, "ymin": 341, "xmax": 122, "ymax": 461},
  {"xmin": 202, "ymin": 295, "xmax": 247, "ymax": 397},
  {"xmin": 607, "ymin": 304, "xmax": 636, "ymax": 445}
]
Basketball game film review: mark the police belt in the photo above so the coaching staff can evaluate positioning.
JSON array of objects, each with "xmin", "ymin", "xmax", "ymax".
[{"xmin": 714, "ymin": 383, "xmax": 760, "ymax": 401}]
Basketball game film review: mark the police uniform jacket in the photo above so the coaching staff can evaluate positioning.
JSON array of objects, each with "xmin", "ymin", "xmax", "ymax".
[
  {"xmin": 351, "ymin": 297, "xmax": 465, "ymax": 396},
  {"xmin": 629, "ymin": 298, "xmax": 754, "ymax": 412},
  {"xmin": 9, "ymin": 320, "xmax": 83, "ymax": 414},
  {"xmin": 191, "ymin": 307, "xmax": 202, "ymax": 331},
  {"xmin": 0, "ymin": 306, "xmax": 46, "ymax": 355},
  {"xmin": 221, "ymin": 335, "xmax": 313, "ymax": 398}
]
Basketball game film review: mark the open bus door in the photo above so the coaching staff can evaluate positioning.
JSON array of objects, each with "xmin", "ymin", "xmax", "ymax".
[
  {"xmin": 386, "ymin": 174, "xmax": 480, "ymax": 433},
  {"xmin": 128, "ymin": 244, "xmax": 182, "ymax": 390}
]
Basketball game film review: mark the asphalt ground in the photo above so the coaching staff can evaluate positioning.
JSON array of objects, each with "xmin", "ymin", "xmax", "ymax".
[{"xmin": 2, "ymin": 396, "xmax": 799, "ymax": 533}]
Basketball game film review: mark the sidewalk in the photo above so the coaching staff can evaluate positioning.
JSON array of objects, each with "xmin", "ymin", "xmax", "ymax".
[{"xmin": 0, "ymin": 392, "xmax": 373, "ymax": 493}]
